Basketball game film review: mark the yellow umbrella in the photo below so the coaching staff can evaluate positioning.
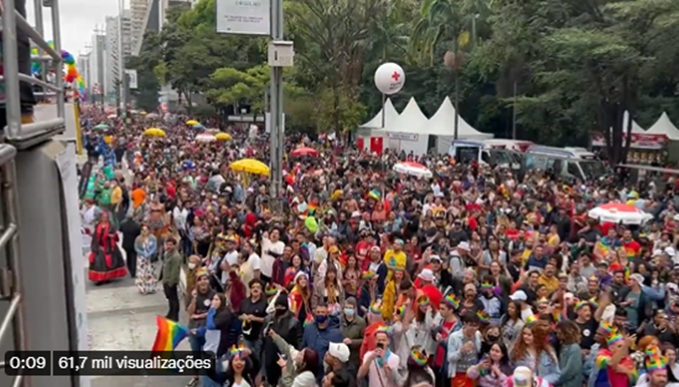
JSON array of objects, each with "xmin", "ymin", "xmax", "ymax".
[
  {"xmin": 230, "ymin": 158, "xmax": 270, "ymax": 176},
  {"xmin": 215, "ymin": 133, "xmax": 232, "ymax": 141},
  {"xmin": 143, "ymin": 128, "xmax": 166, "ymax": 137},
  {"xmin": 186, "ymin": 119, "xmax": 199, "ymax": 126}
]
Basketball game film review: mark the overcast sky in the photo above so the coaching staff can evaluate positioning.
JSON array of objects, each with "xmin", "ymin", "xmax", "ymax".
[{"xmin": 26, "ymin": 0, "xmax": 125, "ymax": 57}]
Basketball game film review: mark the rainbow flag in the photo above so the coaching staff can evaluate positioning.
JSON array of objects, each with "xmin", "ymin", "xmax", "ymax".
[{"xmin": 151, "ymin": 316, "xmax": 189, "ymax": 355}]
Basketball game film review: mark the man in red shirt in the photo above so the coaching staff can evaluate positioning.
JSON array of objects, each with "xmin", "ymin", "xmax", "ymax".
[
  {"xmin": 355, "ymin": 230, "xmax": 376, "ymax": 271},
  {"xmin": 621, "ymin": 228, "xmax": 641, "ymax": 258}
]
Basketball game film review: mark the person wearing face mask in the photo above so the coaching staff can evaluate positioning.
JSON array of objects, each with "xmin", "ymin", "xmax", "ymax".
[
  {"xmin": 302, "ymin": 302, "xmax": 343, "ymax": 384},
  {"xmin": 341, "ymin": 297, "xmax": 366, "ymax": 370},
  {"xmin": 184, "ymin": 255, "xmax": 202, "ymax": 306},
  {"xmin": 262, "ymin": 292, "xmax": 303, "ymax": 386}
]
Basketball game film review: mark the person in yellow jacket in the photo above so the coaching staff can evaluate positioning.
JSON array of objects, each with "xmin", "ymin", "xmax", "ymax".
[{"xmin": 381, "ymin": 268, "xmax": 408, "ymax": 320}]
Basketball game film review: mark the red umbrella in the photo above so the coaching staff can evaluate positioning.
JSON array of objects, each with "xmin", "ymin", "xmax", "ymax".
[{"xmin": 290, "ymin": 147, "xmax": 319, "ymax": 157}]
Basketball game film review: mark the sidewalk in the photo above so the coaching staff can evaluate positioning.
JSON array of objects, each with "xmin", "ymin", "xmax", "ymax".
[{"xmin": 85, "ymin": 158, "xmax": 191, "ymax": 386}]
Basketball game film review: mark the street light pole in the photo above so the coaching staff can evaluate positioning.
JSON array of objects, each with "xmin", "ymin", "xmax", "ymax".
[
  {"xmin": 117, "ymin": 0, "xmax": 127, "ymax": 121},
  {"xmin": 269, "ymin": 0, "xmax": 286, "ymax": 213}
]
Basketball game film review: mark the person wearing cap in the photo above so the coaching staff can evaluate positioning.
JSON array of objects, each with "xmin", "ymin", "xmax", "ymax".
[
  {"xmin": 618, "ymin": 272, "xmax": 650, "ymax": 333},
  {"xmin": 588, "ymin": 326, "xmax": 635, "ymax": 387},
  {"xmin": 508, "ymin": 290, "xmax": 535, "ymax": 322},
  {"xmin": 450, "ymin": 241, "xmax": 470, "ymax": 278},
  {"xmin": 505, "ymin": 366, "xmax": 550, "ymax": 387},
  {"xmin": 324, "ymin": 342, "xmax": 351, "ymax": 376},
  {"xmin": 635, "ymin": 346, "xmax": 679, "ymax": 387},
  {"xmin": 415, "ymin": 267, "xmax": 443, "ymax": 310}
]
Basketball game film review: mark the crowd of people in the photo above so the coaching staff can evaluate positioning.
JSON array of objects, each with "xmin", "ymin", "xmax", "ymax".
[{"xmin": 78, "ymin": 105, "xmax": 679, "ymax": 387}]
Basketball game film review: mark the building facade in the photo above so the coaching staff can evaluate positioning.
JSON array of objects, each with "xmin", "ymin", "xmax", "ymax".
[
  {"xmin": 132, "ymin": 0, "xmax": 191, "ymax": 55},
  {"xmin": 130, "ymin": 0, "xmax": 149, "ymax": 57},
  {"xmin": 90, "ymin": 34, "xmax": 107, "ymax": 104},
  {"xmin": 76, "ymin": 53, "xmax": 92, "ymax": 100},
  {"xmin": 104, "ymin": 10, "xmax": 132, "ymax": 103}
]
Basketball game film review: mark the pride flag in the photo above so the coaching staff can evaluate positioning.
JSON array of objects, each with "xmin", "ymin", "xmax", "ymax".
[{"xmin": 151, "ymin": 316, "xmax": 189, "ymax": 354}]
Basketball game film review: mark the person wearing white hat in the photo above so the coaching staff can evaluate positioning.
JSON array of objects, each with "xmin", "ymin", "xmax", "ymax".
[
  {"xmin": 326, "ymin": 342, "xmax": 351, "ymax": 367},
  {"xmin": 505, "ymin": 366, "xmax": 550, "ymax": 387}
]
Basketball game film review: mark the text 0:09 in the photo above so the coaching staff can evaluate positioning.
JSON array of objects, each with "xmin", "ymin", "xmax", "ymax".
[{"xmin": 3, "ymin": 351, "xmax": 51, "ymax": 376}]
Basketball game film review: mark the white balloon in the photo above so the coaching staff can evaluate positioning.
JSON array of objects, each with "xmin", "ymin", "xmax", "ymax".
[{"xmin": 374, "ymin": 62, "xmax": 406, "ymax": 95}]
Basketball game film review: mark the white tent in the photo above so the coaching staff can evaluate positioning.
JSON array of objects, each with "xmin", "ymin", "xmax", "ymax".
[
  {"xmin": 622, "ymin": 111, "xmax": 646, "ymax": 133},
  {"xmin": 386, "ymin": 97, "xmax": 429, "ymax": 132},
  {"xmin": 427, "ymin": 97, "xmax": 494, "ymax": 138},
  {"xmin": 380, "ymin": 97, "xmax": 430, "ymax": 154},
  {"xmin": 359, "ymin": 98, "xmax": 400, "ymax": 128},
  {"xmin": 646, "ymin": 112, "xmax": 679, "ymax": 140}
]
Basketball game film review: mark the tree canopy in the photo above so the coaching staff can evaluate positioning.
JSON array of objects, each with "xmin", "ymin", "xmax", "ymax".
[{"xmin": 125, "ymin": 0, "xmax": 679, "ymax": 162}]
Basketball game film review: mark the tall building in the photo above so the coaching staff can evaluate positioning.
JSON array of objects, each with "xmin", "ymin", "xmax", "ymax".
[
  {"xmin": 90, "ymin": 33, "xmax": 107, "ymax": 104},
  {"xmin": 76, "ymin": 52, "xmax": 92, "ymax": 99},
  {"xmin": 133, "ymin": 0, "xmax": 191, "ymax": 55},
  {"xmin": 104, "ymin": 10, "xmax": 132, "ymax": 102},
  {"xmin": 130, "ymin": 0, "xmax": 149, "ymax": 57}
]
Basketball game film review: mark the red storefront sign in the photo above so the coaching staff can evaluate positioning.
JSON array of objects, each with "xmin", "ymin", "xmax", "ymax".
[{"xmin": 591, "ymin": 132, "xmax": 668, "ymax": 150}]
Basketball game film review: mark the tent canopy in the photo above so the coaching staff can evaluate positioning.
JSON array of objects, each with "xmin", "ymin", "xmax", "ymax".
[
  {"xmin": 384, "ymin": 97, "xmax": 429, "ymax": 132},
  {"xmin": 622, "ymin": 111, "xmax": 646, "ymax": 133},
  {"xmin": 426, "ymin": 97, "xmax": 493, "ymax": 138},
  {"xmin": 646, "ymin": 112, "xmax": 679, "ymax": 141},
  {"xmin": 360, "ymin": 98, "xmax": 399, "ymax": 128}
]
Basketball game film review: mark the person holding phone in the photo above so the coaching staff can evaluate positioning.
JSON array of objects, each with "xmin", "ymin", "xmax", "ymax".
[{"xmin": 358, "ymin": 327, "xmax": 401, "ymax": 387}]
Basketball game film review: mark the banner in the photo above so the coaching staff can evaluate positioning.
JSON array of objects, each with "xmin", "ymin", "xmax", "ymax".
[{"xmin": 216, "ymin": 0, "xmax": 272, "ymax": 35}]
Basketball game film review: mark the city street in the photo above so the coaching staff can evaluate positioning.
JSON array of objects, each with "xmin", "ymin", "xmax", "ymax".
[
  {"xmin": 85, "ymin": 248, "xmax": 192, "ymax": 387},
  {"xmin": 80, "ymin": 157, "xmax": 191, "ymax": 386}
]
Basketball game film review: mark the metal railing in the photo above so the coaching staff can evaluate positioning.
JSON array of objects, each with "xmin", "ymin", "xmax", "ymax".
[
  {"xmin": 0, "ymin": 1, "xmax": 64, "ymax": 386},
  {"xmin": 1, "ymin": 0, "xmax": 65, "ymax": 148}
]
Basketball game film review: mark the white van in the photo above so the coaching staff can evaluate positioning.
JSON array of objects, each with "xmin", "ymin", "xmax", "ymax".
[
  {"xmin": 448, "ymin": 139, "xmax": 526, "ymax": 169},
  {"xmin": 523, "ymin": 145, "xmax": 607, "ymax": 181}
]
